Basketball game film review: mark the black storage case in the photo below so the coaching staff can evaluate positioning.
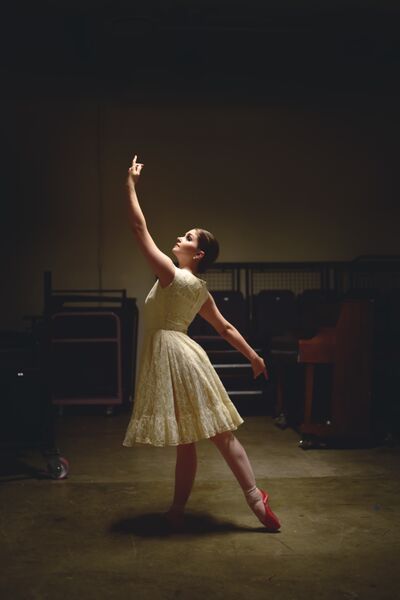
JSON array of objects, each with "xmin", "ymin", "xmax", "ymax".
[{"xmin": 0, "ymin": 328, "xmax": 69, "ymax": 479}]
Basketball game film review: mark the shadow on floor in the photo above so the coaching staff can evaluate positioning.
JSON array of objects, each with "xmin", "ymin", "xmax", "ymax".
[
  {"xmin": 110, "ymin": 511, "xmax": 271, "ymax": 537},
  {"xmin": 0, "ymin": 454, "xmax": 49, "ymax": 482}
]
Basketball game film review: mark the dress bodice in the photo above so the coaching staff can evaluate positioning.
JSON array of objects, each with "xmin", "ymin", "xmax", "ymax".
[{"xmin": 143, "ymin": 267, "xmax": 208, "ymax": 333}]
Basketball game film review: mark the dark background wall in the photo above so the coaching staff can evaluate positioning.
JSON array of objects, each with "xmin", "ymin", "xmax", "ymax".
[{"xmin": 1, "ymin": 0, "xmax": 400, "ymax": 330}]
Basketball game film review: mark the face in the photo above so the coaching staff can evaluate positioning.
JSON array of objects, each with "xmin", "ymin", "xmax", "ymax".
[{"xmin": 172, "ymin": 229, "xmax": 201, "ymax": 261}]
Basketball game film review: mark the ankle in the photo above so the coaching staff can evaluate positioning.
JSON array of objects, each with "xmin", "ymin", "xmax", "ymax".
[{"xmin": 244, "ymin": 486, "xmax": 261, "ymax": 507}]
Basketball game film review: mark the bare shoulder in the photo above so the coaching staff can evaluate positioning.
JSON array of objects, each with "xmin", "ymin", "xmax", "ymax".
[
  {"xmin": 133, "ymin": 227, "xmax": 175, "ymax": 287},
  {"xmin": 158, "ymin": 259, "xmax": 176, "ymax": 288}
]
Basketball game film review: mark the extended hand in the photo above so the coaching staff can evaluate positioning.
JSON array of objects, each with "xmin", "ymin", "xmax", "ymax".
[
  {"xmin": 251, "ymin": 354, "xmax": 269, "ymax": 380},
  {"xmin": 128, "ymin": 155, "xmax": 144, "ymax": 186}
]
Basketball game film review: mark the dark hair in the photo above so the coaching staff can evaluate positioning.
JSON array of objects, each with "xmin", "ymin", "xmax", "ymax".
[{"xmin": 195, "ymin": 228, "xmax": 219, "ymax": 273}]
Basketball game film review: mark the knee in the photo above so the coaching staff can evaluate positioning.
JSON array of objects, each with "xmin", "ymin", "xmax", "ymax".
[{"xmin": 210, "ymin": 431, "xmax": 235, "ymax": 449}]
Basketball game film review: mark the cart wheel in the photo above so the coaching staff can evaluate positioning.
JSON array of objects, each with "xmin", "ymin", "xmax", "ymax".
[{"xmin": 47, "ymin": 456, "xmax": 70, "ymax": 480}]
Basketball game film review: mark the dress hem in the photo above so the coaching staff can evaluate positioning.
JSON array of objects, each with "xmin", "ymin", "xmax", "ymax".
[{"xmin": 122, "ymin": 421, "xmax": 243, "ymax": 448}]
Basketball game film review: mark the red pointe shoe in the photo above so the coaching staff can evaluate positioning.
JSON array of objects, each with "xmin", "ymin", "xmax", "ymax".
[{"xmin": 259, "ymin": 490, "xmax": 281, "ymax": 531}]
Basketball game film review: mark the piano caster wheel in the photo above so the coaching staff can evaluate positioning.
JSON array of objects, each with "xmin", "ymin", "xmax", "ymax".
[
  {"xmin": 299, "ymin": 438, "xmax": 312, "ymax": 449},
  {"xmin": 299, "ymin": 435, "xmax": 317, "ymax": 450},
  {"xmin": 299, "ymin": 435, "xmax": 328, "ymax": 450}
]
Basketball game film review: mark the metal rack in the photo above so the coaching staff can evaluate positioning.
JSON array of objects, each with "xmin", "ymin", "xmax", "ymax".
[
  {"xmin": 50, "ymin": 311, "xmax": 123, "ymax": 408},
  {"xmin": 44, "ymin": 272, "xmax": 138, "ymax": 412}
]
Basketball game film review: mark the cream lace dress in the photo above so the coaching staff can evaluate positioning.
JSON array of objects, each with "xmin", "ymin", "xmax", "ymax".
[{"xmin": 123, "ymin": 266, "xmax": 244, "ymax": 447}]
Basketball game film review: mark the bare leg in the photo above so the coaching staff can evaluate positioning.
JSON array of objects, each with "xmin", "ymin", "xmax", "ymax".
[
  {"xmin": 166, "ymin": 442, "xmax": 197, "ymax": 526},
  {"xmin": 210, "ymin": 431, "xmax": 280, "ymax": 529}
]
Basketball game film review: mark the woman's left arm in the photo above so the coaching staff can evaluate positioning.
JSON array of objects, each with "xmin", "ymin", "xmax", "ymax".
[{"xmin": 198, "ymin": 294, "xmax": 268, "ymax": 379}]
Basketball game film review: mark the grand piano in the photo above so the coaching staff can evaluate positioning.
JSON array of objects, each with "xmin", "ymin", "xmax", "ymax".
[{"xmin": 297, "ymin": 298, "xmax": 374, "ymax": 447}]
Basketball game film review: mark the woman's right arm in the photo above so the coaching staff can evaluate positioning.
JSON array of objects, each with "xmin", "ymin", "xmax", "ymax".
[{"xmin": 127, "ymin": 156, "xmax": 175, "ymax": 288}]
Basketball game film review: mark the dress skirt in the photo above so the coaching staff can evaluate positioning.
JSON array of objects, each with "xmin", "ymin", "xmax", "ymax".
[{"xmin": 123, "ymin": 329, "xmax": 244, "ymax": 447}]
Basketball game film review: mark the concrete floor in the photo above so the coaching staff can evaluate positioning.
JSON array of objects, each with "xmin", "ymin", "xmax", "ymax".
[{"xmin": 1, "ymin": 412, "xmax": 400, "ymax": 600}]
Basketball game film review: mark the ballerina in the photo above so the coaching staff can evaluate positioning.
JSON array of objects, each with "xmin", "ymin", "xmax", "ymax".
[{"xmin": 123, "ymin": 155, "xmax": 280, "ymax": 531}]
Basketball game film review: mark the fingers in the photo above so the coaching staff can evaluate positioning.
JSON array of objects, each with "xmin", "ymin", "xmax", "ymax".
[
  {"xmin": 131, "ymin": 156, "xmax": 144, "ymax": 169},
  {"xmin": 129, "ymin": 158, "xmax": 144, "ymax": 179},
  {"xmin": 252, "ymin": 361, "xmax": 269, "ymax": 380},
  {"xmin": 253, "ymin": 368, "xmax": 262, "ymax": 379}
]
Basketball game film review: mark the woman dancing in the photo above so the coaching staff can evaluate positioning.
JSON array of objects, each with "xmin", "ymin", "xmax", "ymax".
[{"xmin": 123, "ymin": 155, "xmax": 280, "ymax": 531}]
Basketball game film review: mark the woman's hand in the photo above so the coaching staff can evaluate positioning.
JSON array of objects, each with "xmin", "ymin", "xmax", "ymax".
[
  {"xmin": 251, "ymin": 354, "xmax": 269, "ymax": 380},
  {"xmin": 128, "ymin": 155, "xmax": 144, "ymax": 187}
]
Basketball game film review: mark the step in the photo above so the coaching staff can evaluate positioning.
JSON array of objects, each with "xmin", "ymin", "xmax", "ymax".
[
  {"xmin": 207, "ymin": 350, "xmax": 248, "ymax": 364},
  {"xmin": 193, "ymin": 335, "xmax": 260, "ymax": 353},
  {"xmin": 212, "ymin": 363, "xmax": 252, "ymax": 370},
  {"xmin": 228, "ymin": 390, "xmax": 263, "ymax": 397},
  {"xmin": 193, "ymin": 335, "xmax": 231, "ymax": 350},
  {"xmin": 222, "ymin": 376, "xmax": 265, "ymax": 391},
  {"xmin": 228, "ymin": 390, "xmax": 268, "ymax": 416}
]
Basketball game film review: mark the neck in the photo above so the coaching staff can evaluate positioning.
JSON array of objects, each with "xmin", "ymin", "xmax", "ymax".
[
  {"xmin": 182, "ymin": 265, "xmax": 197, "ymax": 275},
  {"xmin": 177, "ymin": 260, "xmax": 198, "ymax": 275}
]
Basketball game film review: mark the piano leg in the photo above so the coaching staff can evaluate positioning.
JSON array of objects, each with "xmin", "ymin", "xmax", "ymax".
[
  {"xmin": 299, "ymin": 364, "xmax": 333, "ymax": 448},
  {"xmin": 274, "ymin": 365, "xmax": 288, "ymax": 429},
  {"xmin": 303, "ymin": 364, "xmax": 314, "ymax": 427},
  {"xmin": 298, "ymin": 365, "xmax": 318, "ymax": 448}
]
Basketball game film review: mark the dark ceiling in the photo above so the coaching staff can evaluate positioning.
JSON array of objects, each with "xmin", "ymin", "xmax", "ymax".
[{"xmin": 2, "ymin": 1, "xmax": 400, "ymax": 96}]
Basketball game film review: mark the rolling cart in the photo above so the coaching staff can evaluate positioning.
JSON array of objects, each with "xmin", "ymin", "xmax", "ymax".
[{"xmin": 44, "ymin": 272, "xmax": 138, "ymax": 413}]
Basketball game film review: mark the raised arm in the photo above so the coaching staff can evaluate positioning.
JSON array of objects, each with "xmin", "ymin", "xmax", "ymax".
[
  {"xmin": 198, "ymin": 294, "xmax": 268, "ymax": 379},
  {"xmin": 127, "ymin": 156, "xmax": 175, "ymax": 287}
]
